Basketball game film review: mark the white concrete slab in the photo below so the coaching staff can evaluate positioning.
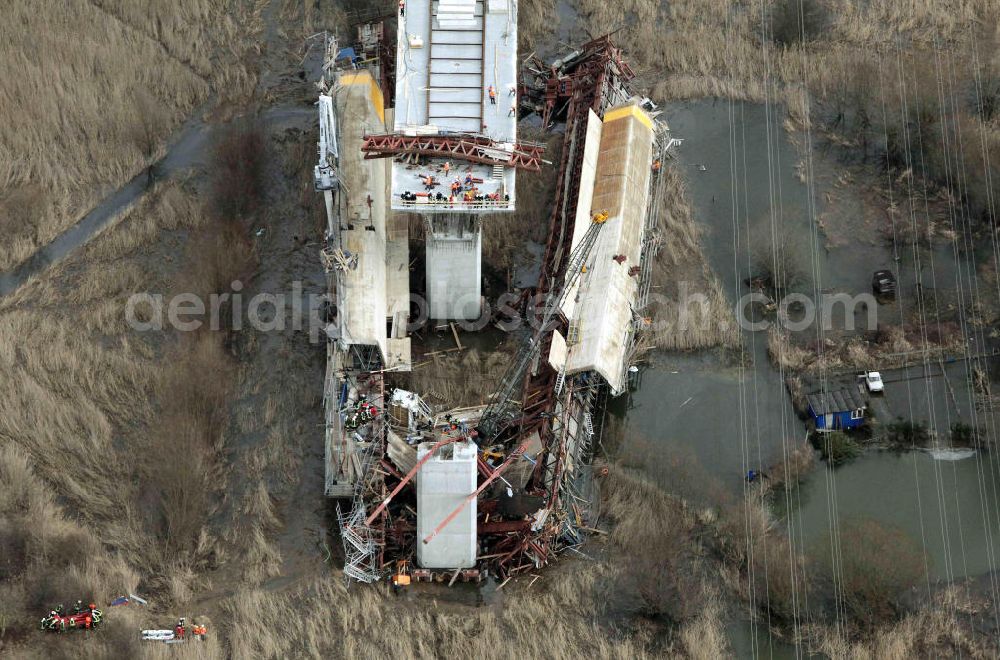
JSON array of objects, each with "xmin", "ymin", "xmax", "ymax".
[
  {"xmin": 561, "ymin": 109, "xmax": 603, "ymax": 321},
  {"xmin": 417, "ymin": 439, "xmax": 478, "ymax": 568},
  {"xmin": 564, "ymin": 104, "xmax": 655, "ymax": 394},
  {"xmin": 334, "ymin": 73, "xmax": 411, "ymax": 370},
  {"xmin": 392, "ymin": 0, "xmax": 518, "ymax": 214}
]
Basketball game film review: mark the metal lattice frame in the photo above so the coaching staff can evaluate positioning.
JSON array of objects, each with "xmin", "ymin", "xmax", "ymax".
[
  {"xmin": 477, "ymin": 218, "xmax": 607, "ymax": 440},
  {"xmin": 360, "ymin": 134, "xmax": 546, "ymax": 171}
]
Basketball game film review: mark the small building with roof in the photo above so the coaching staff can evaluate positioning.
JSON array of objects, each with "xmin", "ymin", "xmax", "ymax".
[{"xmin": 806, "ymin": 387, "xmax": 868, "ymax": 431}]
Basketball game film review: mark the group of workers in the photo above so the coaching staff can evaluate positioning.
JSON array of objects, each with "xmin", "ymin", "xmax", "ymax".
[
  {"xmin": 487, "ymin": 85, "xmax": 518, "ymax": 116},
  {"xmin": 400, "ymin": 169, "xmax": 508, "ymax": 206},
  {"xmin": 41, "ymin": 601, "xmax": 104, "ymax": 632},
  {"xmin": 174, "ymin": 617, "xmax": 208, "ymax": 641},
  {"xmin": 345, "ymin": 396, "xmax": 380, "ymax": 430}
]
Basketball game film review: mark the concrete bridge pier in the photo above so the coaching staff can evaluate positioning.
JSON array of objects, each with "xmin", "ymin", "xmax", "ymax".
[{"xmin": 425, "ymin": 214, "xmax": 482, "ymax": 320}]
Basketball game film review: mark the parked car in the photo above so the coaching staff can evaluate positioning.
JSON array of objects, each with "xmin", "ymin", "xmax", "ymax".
[
  {"xmin": 872, "ymin": 270, "xmax": 897, "ymax": 298},
  {"xmin": 859, "ymin": 370, "xmax": 884, "ymax": 393}
]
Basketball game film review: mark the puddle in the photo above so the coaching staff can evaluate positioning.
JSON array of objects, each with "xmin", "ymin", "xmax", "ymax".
[{"xmin": 726, "ymin": 619, "xmax": 814, "ymax": 659}]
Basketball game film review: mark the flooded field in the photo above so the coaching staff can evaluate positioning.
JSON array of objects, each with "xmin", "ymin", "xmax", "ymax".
[
  {"xmin": 615, "ymin": 98, "xmax": 1000, "ymax": 653},
  {"xmin": 779, "ymin": 449, "xmax": 1000, "ymax": 582}
]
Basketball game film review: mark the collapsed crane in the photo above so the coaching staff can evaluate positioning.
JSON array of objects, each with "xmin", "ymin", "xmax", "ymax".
[
  {"xmin": 477, "ymin": 214, "xmax": 608, "ymax": 440},
  {"xmin": 314, "ymin": 93, "xmax": 339, "ymax": 192}
]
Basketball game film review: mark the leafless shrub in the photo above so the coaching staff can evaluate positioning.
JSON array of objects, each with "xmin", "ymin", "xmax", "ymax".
[
  {"xmin": 749, "ymin": 215, "xmax": 812, "ymax": 294},
  {"xmin": 210, "ymin": 118, "xmax": 268, "ymax": 220},
  {"xmin": 766, "ymin": 440, "xmax": 817, "ymax": 489},
  {"xmin": 817, "ymin": 518, "xmax": 924, "ymax": 628}
]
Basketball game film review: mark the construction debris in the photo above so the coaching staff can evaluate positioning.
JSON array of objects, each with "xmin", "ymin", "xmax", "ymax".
[{"xmin": 317, "ymin": 6, "xmax": 672, "ymax": 584}]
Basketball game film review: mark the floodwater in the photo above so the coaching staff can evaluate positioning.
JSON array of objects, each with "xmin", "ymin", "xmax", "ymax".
[
  {"xmin": 666, "ymin": 99, "xmax": 964, "ymax": 306},
  {"xmin": 727, "ymin": 619, "xmax": 807, "ymax": 660},
  {"xmin": 614, "ymin": 99, "xmax": 842, "ymax": 500},
  {"xmin": 777, "ymin": 449, "xmax": 1000, "ymax": 583},
  {"xmin": 613, "ymin": 97, "xmax": 1000, "ymax": 653}
]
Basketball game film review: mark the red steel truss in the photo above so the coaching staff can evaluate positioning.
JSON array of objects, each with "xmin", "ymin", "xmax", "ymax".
[
  {"xmin": 360, "ymin": 133, "xmax": 545, "ymax": 171},
  {"xmin": 520, "ymin": 36, "xmax": 636, "ymax": 446}
]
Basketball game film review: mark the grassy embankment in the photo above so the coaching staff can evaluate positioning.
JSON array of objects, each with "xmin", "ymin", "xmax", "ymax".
[{"xmin": 0, "ymin": 105, "xmax": 267, "ymax": 655}]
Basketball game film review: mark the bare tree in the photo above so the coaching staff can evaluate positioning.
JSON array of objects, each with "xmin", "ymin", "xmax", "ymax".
[{"xmin": 750, "ymin": 215, "xmax": 812, "ymax": 293}]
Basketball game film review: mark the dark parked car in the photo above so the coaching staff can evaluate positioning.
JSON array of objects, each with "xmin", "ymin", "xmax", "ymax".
[{"xmin": 872, "ymin": 269, "xmax": 896, "ymax": 298}]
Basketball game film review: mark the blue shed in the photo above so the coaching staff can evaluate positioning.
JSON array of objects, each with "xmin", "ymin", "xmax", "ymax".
[{"xmin": 806, "ymin": 388, "xmax": 867, "ymax": 430}]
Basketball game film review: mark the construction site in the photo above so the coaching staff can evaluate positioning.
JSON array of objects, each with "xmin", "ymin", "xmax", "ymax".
[
  {"xmin": 317, "ymin": 0, "xmax": 676, "ymax": 584},
  {"xmin": 12, "ymin": 0, "xmax": 1000, "ymax": 655}
]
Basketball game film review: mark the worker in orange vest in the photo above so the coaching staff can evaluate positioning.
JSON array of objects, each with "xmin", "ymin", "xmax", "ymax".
[
  {"xmin": 443, "ymin": 161, "xmax": 451, "ymax": 175},
  {"xmin": 487, "ymin": 85, "xmax": 496, "ymax": 105},
  {"xmin": 651, "ymin": 158, "xmax": 662, "ymax": 174}
]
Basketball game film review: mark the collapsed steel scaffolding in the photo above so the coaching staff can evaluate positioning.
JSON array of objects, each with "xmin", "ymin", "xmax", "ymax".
[
  {"xmin": 326, "ymin": 34, "xmax": 659, "ymax": 583},
  {"xmin": 335, "ymin": 371, "xmax": 388, "ymax": 583},
  {"xmin": 336, "ymin": 433, "xmax": 384, "ymax": 583},
  {"xmin": 520, "ymin": 36, "xmax": 637, "ymax": 445},
  {"xmin": 477, "ymin": 37, "xmax": 641, "ymax": 577}
]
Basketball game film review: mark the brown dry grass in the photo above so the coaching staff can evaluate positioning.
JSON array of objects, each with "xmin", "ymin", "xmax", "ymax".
[
  {"xmin": 0, "ymin": 123, "xmax": 257, "ymax": 653},
  {"xmin": 403, "ymin": 346, "xmax": 515, "ymax": 409},
  {"xmin": 217, "ymin": 463, "xmax": 730, "ymax": 658},
  {"xmin": 811, "ymin": 585, "xmax": 986, "ymax": 658},
  {"xmin": 0, "ymin": 0, "xmax": 262, "ymax": 272},
  {"xmin": 767, "ymin": 322, "xmax": 966, "ymax": 373},
  {"xmin": 646, "ymin": 166, "xmax": 740, "ymax": 351}
]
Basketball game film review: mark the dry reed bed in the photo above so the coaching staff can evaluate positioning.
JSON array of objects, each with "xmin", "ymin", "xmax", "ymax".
[
  {"xmin": 0, "ymin": 178, "xmax": 247, "ymax": 655},
  {"xmin": 766, "ymin": 323, "xmax": 967, "ymax": 374},
  {"xmin": 810, "ymin": 585, "xmax": 986, "ymax": 658},
  {"xmin": 218, "ymin": 464, "xmax": 730, "ymax": 658},
  {"xmin": 645, "ymin": 166, "xmax": 741, "ymax": 351},
  {"xmin": 0, "ymin": 0, "xmax": 262, "ymax": 272},
  {"xmin": 569, "ymin": 0, "xmax": 998, "ymax": 101},
  {"xmin": 401, "ymin": 347, "xmax": 515, "ymax": 410}
]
